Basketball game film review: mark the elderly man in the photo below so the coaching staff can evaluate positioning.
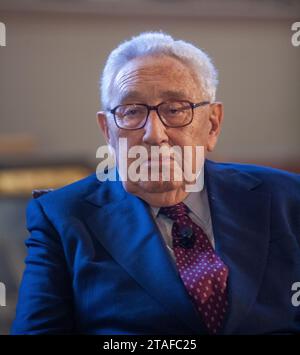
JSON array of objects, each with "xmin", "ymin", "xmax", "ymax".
[{"xmin": 12, "ymin": 32, "xmax": 300, "ymax": 335}]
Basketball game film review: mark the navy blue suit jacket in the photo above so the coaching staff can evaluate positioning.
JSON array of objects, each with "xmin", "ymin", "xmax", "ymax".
[{"xmin": 11, "ymin": 160, "xmax": 300, "ymax": 334}]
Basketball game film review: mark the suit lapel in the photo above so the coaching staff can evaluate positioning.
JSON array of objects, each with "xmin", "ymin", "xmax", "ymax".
[
  {"xmin": 205, "ymin": 160, "xmax": 271, "ymax": 334},
  {"xmin": 84, "ymin": 176, "xmax": 207, "ymax": 334}
]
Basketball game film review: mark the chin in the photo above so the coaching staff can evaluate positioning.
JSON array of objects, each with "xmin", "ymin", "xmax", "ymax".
[
  {"xmin": 141, "ymin": 180, "xmax": 182, "ymax": 192},
  {"xmin": 123, "ymin": 179, "xmax": 182, "ymax": 194}
]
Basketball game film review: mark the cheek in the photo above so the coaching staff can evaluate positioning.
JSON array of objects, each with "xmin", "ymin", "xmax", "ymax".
[
  {"xmin": 168, "ymin": 120, "xmax": 210, "ymax": 148},
  {"xmin": 108, "ymin": 124, "xmax": 138, "ymax": 143},
  {"xmin": 113, "ymin": 131, "xmax": 145, "ymax": 161},
  {"xmin": 121, "ymin": 131, "xmax": 144, "ymax": 146},
  {"xmin": 190, "ymin": 115, "xmax": 211, "ymax": 143}
]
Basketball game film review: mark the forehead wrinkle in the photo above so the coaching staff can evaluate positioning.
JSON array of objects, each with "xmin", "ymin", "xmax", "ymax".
[
  {"xmin": 115, "ymin": 58, "xmax": 189, "ymax": 94},
  {"xmin": 116, "ymin": 65, "xmax": 167, "ymax": 88},
  {"xmin": 116, "ymin": 89, "xmax": 193, "ymax": 105},
  {"xmin": 113, "ymin": 57, "xmax": 201, "ymax": 105},
  {"xmin": 113, "ymin": 68, "xmax": 151, "ymax": 104},
  {"xmin": 115, "ymin": 69, "xmax": 141, "ymax": 93}
]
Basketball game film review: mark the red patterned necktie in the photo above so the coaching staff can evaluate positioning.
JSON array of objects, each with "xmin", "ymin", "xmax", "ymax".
[{"xmin": 159, "ymin": 202, "xmax": 229, "ymax": 334}]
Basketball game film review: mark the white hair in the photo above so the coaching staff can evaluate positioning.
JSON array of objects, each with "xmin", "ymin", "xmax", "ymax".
[{"xmin": 100, "ymin": 31, "xmax": 218, "ymax": 110}]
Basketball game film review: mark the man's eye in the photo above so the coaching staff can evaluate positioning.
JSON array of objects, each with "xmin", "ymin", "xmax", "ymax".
[
  {"xmin": 167, "ymin": 107, "xmax": 184, "ymax": 115},
  {"xmin": 124, "ymin": 108, "xmax": 142, "ymax": 117},
  {"xmin": 125, "ymin": 109, "xmax": 137, "ymax": 116}
]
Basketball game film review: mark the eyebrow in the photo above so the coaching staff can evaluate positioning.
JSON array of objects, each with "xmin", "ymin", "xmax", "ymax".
[
  {"xmin": 119, "ymin": 90, "xmax": 191, "ymax": 104},
  {"xmin": 119, "ymin": 91, "xmax": 145, "ymax": 103},
  {"xmin": 160, "ymin": 90, "xmax": 191, "ymax": 101}
]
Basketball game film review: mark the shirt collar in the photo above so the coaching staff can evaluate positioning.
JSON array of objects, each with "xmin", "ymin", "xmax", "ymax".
[{"xmin": 150, "ymin": 169, "xmax": 206, "ymax": 221}]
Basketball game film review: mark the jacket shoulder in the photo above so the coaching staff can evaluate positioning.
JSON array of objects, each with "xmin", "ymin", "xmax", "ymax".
[
  {"xmin": 30, "ymin": 173, "xmax": 101, "ymax": 212},
  {"xmin": 206, "ymin": 159, "xmax": 300, "ymax": 196}
]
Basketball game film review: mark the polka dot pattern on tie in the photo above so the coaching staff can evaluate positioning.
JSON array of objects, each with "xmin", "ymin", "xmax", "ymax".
[{"xmin": 160, "ymin": 202, "xmax": 229, "ymax": 334}]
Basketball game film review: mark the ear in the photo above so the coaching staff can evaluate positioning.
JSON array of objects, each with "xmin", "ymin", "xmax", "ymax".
[
  {"xmin": 97, "ymin": 111, "xmax": 110, "ymax": 144},
  {"xmin": 206, "ymin": 102, "xmax": 224, "ymax": 152}
]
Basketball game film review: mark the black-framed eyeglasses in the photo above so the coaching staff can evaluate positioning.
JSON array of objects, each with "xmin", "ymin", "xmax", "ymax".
[{"xmin": 108, "ymin": 100, "xmax": 210, "ymax": 130}]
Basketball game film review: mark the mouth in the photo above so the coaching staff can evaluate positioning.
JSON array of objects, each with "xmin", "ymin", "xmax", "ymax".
[{"xmin": 145, "ymin": 156, "xmax": 174, "ymax": 165}]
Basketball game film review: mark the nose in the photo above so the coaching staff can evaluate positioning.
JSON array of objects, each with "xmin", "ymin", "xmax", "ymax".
[{"xmin": 142, "ymin": 109, "xmax": 169, "ymax": 146}]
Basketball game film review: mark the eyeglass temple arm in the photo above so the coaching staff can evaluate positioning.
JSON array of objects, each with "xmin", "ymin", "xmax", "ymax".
[{"xmin": 192, "ymin": 101, "xmax": 210, "ymax": 109}]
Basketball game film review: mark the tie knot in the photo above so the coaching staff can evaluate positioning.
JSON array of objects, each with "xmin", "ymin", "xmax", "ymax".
[{"xmin": 159, "ymin": 202, "xmax": 189, "ymax": 222}]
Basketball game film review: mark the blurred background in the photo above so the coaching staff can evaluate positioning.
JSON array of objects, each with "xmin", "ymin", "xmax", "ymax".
[{"xmin": 0, "ymin": 0, "xmax": 299, "ymax": 334}]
